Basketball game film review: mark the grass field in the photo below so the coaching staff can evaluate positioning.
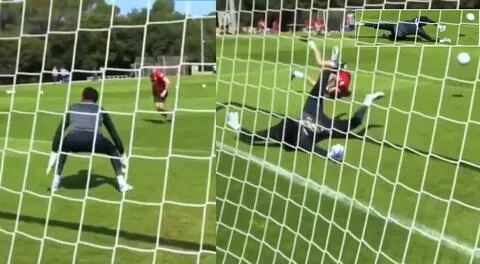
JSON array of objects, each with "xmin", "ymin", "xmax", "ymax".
[
  {"xmin": 356, "ymin": 10, "xmax": 480, "ymax": 46},
  {"xmin": 215, "ymin": 31, "xmax": 480, "ymax": 263},
  {"xmin": 0, "ymin": 76, "xmax": 216, "ymax": 263}
]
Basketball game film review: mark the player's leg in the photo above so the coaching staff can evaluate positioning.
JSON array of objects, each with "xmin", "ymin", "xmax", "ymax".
[
  {"xmin": 94, "ymin": 135, "xmax": 133, "ymax": 192},
  {"xmin": 361, "ymin": 22, "xmax": 397, "ymax": 39},
  {"xmin": 297, "ymin": 134, "xmax": 328, "ymax": 157},
  {"xmin": 332, "ymin": 92, "xmax": 385, "ymax": 134},
  {"xmin": 154, "ymin": 93, "xmax": 171, "ymax": 121},
  {"xmin": 51, "ymin": 132, "xmax": 91, "ymax": 191},
  {"xmin": 363, "ymin": 22, "xmax": 395, "ymax": 32},
  {"xmin": 239, "ymin": 120, "xmax": 286, "ymax": 145},
  {"xmin": 226, "ymin": 112, "xmax": 287, "ymax": 145}
]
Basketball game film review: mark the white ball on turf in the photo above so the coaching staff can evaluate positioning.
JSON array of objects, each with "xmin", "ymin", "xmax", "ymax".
[
  {"xmin": 202, "ymin": 84, "xmax": 206, "ymax": 88},
  {"xmin": 466, "ymin": 13, "xmax": 475, "ymax": 21},
  {"xmin": 457, "ymin": 52, "xmax": 471, "ymax": 65}
]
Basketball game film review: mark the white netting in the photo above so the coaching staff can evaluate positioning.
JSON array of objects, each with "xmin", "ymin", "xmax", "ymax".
[
  {"xmin": 0, "ymin": 0, "xmax": 215, "ymax": 263},
  {"xmin": 216, "ymin": 0, "xmax": 480, "ymax": 263}
]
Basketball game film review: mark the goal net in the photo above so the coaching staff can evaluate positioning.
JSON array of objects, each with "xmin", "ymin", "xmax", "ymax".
[
  {"xmin": 0, "ymin": 0, "xmax": 215, "ymax": 263},
  {"xmin": 216, "ymin": 0, "xmax": 480, "ymax": 263}
]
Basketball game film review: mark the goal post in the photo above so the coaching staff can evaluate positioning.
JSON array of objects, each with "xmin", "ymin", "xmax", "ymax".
[
  {"xmin": 0, "ymin": 0, "xmax": 216, "ymax": 263},
  {"xmin": 216, "ymin": 1, "xmax": 480, "ymax": 263}
]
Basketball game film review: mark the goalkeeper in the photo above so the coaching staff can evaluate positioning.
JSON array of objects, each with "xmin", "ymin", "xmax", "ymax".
[
  {"xmin": 358, "ymin": 16, "xmax": 450, "ymax": 43},
  {"xmin": 226, "ymin": 43, "xmax": 384, "ymax": 159},
  {"xmin": 47, "ymin": 87, "xmax": 133, "ymax": 192}
]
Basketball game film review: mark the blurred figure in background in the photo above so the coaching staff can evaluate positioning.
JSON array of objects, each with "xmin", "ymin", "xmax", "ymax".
[{"xmin": 344, "ymin": 10, "xmax": 355, "ymax": 32}]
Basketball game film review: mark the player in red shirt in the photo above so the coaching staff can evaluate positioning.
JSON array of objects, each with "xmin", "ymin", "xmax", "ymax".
[
  {"xmin": 257, "ymin": 17, "xmax": 265, "ymax": 34},
  {"xmin": 150, "ymin": 68, "xmax": 171, "ymax": 119}
]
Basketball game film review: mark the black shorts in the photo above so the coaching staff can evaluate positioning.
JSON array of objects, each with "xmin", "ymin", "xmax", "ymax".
[
  {"xmin": 153, "ymin": 91, "xmax": 168, "ymax": 103},
  {"xmin": 61, "ymin": 131, "xmax": 118, "ymax": 156}
]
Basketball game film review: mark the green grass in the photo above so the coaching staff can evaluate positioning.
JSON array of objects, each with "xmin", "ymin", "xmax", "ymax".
[
  {"xmin": 215, "ymin": 33, "xmax": 480, "ymax": 264},
  {"xmin": 356, "ymin": 10, "xmax": 480, "ymax": 46},
  {"xmin": 0, "ymin": 76, "xmax": 216, "ymax": 263}
]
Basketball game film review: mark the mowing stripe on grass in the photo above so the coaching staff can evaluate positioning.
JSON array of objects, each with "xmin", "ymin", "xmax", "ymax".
[{"xmin": 215, "ymin": 141, "xmax": 480, "ymax": 259}]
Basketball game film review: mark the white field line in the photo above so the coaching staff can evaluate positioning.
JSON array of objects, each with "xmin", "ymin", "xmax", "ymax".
[
  {"xmin": 215, "ymin": 141, "xmax": 480, "ymax": 259},
  {"xmin": 0, "ymin": 137, "xmax": 212, "ymax": 156}
]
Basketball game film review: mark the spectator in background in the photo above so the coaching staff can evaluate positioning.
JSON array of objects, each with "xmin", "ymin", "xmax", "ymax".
[
  {"xmin": 305, "ymin": 18, "xmax": 314, "ymax": 32},
  {"xmin": 52, "ymin": 66, "xmax": 58, "ymax": 84},
  {"xmin": 257, "ymin": 16, "xmax": 266, "ymax": 34},
  {"xmin": 272, "ymin": 18, "xmax": 280, "ymax": 33},
  {"xmin": 344, "ymin": 11, "xmax": 355, "ymax": 32},
  {"xmin": 305, "ymin": 18, "xmax": 326, "ymax": 35},
  {"xmin": 315, "ymin": 19, "xmax": 326, "ymax": 34},
  {"xmin": 60, "ymin": 67, "xmax": 70, "ymax": 83}
]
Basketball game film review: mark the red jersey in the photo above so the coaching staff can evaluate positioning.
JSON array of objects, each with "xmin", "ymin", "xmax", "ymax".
[
  {"xmin": 338, "ymin": 70, "xmax": 351, "ymax": 93},
  {"xmin": 151, "ymin": 69, "xmax": 167, "ymax": 96}
]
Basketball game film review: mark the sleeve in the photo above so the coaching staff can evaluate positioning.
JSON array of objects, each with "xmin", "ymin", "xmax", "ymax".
[
  {"xmin": 102, "ymin": 110, "xmax": 125, "ymax": 154},
  {"xmin": 417, "ymin": 28, "xmax": 435, "ymax": 42},
  {"xmin": 52, "ymin": 113, "xmax": 70, "ymax": 152}
]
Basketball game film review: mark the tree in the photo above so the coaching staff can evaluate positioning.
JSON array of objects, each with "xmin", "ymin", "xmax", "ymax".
[{"xmin": 0, "ymin": 0, "xmax": 216, "ymax": 83}]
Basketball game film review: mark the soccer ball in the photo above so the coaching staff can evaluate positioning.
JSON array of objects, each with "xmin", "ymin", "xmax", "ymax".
[
  {"xmin": 466, "ymin": 13, "xmax": 475, "ymax": 22},
  {"xmin": 457, "ymin": 52, "xmax": 471, "ymax": 65}
]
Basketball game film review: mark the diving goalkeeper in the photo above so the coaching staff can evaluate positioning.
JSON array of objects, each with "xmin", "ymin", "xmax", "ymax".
[
  {"xmin": 226, "ymin": 43, "xmax": 384, "ymax": 160},
  {"xmin": 358, "ymin": 16, "xmax": 450, "ymax": 43},
  {"xmin": 47, "ymin": 87, "xmax": 133, "ymax": 192}
]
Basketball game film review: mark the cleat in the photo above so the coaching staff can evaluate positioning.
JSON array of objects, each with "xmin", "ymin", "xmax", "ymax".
[{"xmin": 119, "ymin": 183, "xmax": 133, "ymax": 193}]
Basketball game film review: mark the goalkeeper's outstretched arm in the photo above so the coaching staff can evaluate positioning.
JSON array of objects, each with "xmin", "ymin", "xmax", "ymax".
[
  {"xmin": 102, "ymin": 110, "xmax": 124, "ymax": 155},
  {"xmin": 308, "ymin": 41, "xmax": 337, "ymax": 69},
  {"xmin": 417, "ymin": 28, "xmax": 436, "ymax": 42}
]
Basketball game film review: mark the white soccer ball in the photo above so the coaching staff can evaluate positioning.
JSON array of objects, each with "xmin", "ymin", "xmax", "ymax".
[
  {"xmin": 202, "ymin": 84, "xmax": 206, "ymax": 88},
  {"xmin": 466, "ymin": 13, "xmax": 475, "ymax": 21},
  {"xmin": 329, "ymin": 144, "xmax": 345, "ymax": 160},
  {"xmin": 457, "ymin": 52, "xmax": 471, "ymax": 65}
]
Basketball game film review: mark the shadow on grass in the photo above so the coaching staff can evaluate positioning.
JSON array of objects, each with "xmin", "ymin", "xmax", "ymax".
[
  {"xmin": 218, "ymin": 101, "xmax": 479, "ymax": 173},
  {"xmin": 56, "ymin": 170, "xmax": 118, "ymax": 191},
  {"xmin": 0, "ymin": 211, "xmax": 216, "ymax": 253},
  {"xmin": 143, "ymin": 118, "xmax": 170, "ymax": 125}
]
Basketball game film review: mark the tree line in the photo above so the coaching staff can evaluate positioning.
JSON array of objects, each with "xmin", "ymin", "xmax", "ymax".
[{"xmin": 0, "ymin": 0, "xmax": 215, "ymax": 83}]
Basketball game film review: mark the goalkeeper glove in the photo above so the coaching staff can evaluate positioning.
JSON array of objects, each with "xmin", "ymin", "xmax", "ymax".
[
  {"xmin": 327, "ymin": 144, "xmax": 345, "ymax": 160},
  {"xmin": 330, "ymin": 46, "xmax": 339, "ymax": 61},
  {"xmin": 46, "ymin": 152, "xmax": 58, "ymax": 174},
  {"xmin": 291, "ymin": 70, "xmax": 305, "ymax": 80}
]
